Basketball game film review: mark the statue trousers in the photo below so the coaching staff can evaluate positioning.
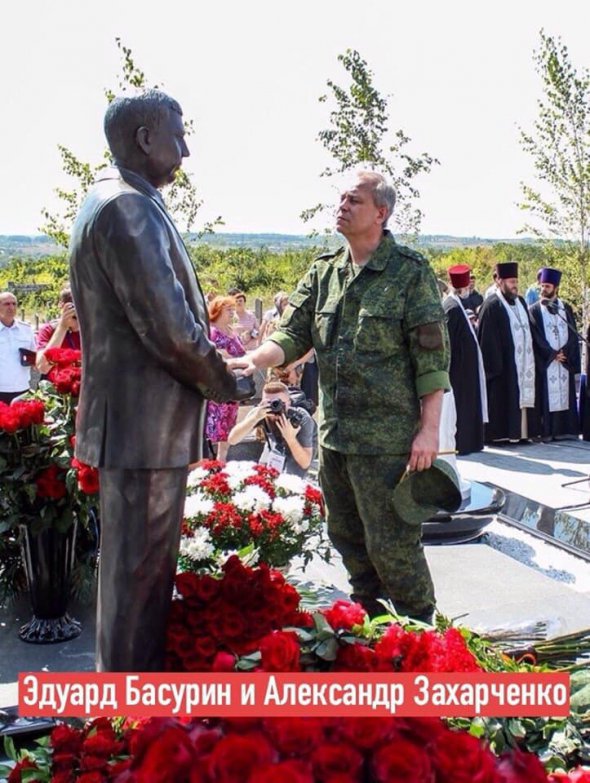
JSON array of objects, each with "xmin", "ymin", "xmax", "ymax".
[{"xmin": 97, "ymin": 466, "xmax": 188, "ymax": 671}]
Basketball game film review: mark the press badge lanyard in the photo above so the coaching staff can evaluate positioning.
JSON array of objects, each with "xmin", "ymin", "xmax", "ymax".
[{"xmin": 260, "ymin": 426, "xmax": 287, "ymax": 473}]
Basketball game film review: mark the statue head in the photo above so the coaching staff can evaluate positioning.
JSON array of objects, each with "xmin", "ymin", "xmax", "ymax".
[{"xmin": 104, "ymin": 90, "xmax": 190, "ymax": 188}]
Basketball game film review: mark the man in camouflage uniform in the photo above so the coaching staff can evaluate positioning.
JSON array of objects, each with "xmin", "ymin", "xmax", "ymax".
[{"xmin": 234, "ymin": 171, "xmax": 450, "ymax": 622}]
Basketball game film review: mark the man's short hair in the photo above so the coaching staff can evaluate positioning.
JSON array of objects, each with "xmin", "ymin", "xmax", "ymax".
[
  {"xmin": 104, "ymin": 90, "xmax": 182, "ymax": 160},
  {"xmin": 263, "ymin": 381, "xmax": 290, "ymax": 397},
  {"xmin": 58, "ymin": 286, "xmax": 73, "ymax": 305},
  {"xmin": 357, "ymin": 170, "xmax": 396, "ymax": 226}
]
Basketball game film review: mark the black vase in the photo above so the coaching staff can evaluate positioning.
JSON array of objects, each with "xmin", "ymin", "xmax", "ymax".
[{"xmin": 19, "ymin": 522, "xmax": 82, "ymax": 643}]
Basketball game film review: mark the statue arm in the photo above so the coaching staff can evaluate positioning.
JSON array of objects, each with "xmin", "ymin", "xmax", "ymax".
[{"xmin": 93, "ymin": 194, "xmax": 237, "ymax": 402}]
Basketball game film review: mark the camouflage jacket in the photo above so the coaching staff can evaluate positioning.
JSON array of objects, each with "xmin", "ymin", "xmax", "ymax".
[{"xmin": 269, "ymin": 231, "xmax": 450, "ymax": 455}]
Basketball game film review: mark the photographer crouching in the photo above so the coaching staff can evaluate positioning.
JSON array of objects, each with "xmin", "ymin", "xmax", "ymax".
[{"xmin": 227, "ymin": 381, "xmax": 317, "ymax": 477}]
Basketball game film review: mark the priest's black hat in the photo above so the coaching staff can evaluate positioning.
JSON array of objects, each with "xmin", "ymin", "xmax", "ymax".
[{"xmin": 495, "ymin": 261, "xmax": 518, "ymax": 279}]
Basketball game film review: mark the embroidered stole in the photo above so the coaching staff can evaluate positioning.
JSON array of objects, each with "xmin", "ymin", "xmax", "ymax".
[
  {"xmin": 541, "ymin": 300, "xmax": 570, "ymax": 412},
  {"xmin": 497, "ymin": 291, "xmax": 535, "ymax": 408}
]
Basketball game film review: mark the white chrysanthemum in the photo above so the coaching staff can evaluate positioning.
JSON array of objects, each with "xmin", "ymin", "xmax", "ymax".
[
  {"xmin": 226, "ymin": 473, "xmax": 247, "ymax": 491},
  {"xmin": 274, "ymin": 473, "xmax": 307, "ymax": 495},
  {"xmin": 186, "ymin": 467, "xmax": 209, "ymax": 487},
  {"xmin": 292, "ymin": 519, "xmax": 310, "ymax": 535},
  {"xmin": 179, "ymin": 528, "xmax": 215, "ymax": 561},
  {"xmin": 273, "ymin": 494, "xmax": 306, "ymax": 524},
  {"xmin": 184, "ymin": 493, "xmax": 215, "ymax": 519},
  {"xmin": 233, "ymin": 485, "xmax": 272, "ymax": 512},
  {"xmin": 223, "ymin": 460, "xmax": 258, "ymax": 478}
]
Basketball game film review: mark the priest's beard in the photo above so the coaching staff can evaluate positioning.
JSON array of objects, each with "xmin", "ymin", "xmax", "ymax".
[{"xmin": 502, "ymin": 289, "xmax": 518, "ymax": 304}]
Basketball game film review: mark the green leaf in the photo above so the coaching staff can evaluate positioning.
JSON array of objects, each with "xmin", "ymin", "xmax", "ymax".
[
  {"xmin": 314, "ymin": 637, "xmax": 339, "ymax": 661},
  {"xmin": 3, "ymin": 735, "xmax": 17, "ymax": 761}
]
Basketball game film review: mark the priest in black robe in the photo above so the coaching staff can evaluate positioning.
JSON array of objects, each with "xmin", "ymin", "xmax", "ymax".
[
  {"xmin": 478, "ymin": 262, "xmax": 542, "ymax": 443},
  {"xmin": 443, "ymin": 264, "xmax": 487, "ymax": 454},
  {"xmin": 529, "ymin": 267, "xmax": 580, "ymax": 440}
]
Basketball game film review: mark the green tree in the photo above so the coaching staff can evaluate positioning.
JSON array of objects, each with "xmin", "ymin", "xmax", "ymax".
[
  {"xmin": 518, "ymin": 31, "xmax": 590, "ymax": 325},
  {"xmin": 303, "ymin": 49, "xmax": 438, "ymax": 239},
  {"xmin": 41, "ymin": 38, "xmax": 218, "ymax": 248}
]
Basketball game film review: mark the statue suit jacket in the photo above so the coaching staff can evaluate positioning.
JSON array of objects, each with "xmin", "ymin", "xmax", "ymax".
[{"xmin": 69, "ymin": 167, "xmax": 237, "ymax": 469}]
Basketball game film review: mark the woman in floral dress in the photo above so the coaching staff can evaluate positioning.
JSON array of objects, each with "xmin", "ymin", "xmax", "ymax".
[{"xmin": 205, "ymin": 296, "xmax": 246, "ymax": 461}]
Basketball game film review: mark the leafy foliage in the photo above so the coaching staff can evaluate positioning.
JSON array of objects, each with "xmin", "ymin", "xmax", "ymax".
[
  {"xmin": 518, "ymin": 31, "xmax": 590, "ymax": 325},
  {"xmin": 40, "ymin": 37, "xmax": 212, "ymax": 247},
  {"xmin": 303, "ymin": 49, "xmax": 438, "ymax": 239}
]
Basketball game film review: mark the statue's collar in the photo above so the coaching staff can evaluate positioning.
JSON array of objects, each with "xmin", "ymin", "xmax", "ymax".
[{"xmin": 96, "ymin": 166, "xmax": 165, "ymax": 207}]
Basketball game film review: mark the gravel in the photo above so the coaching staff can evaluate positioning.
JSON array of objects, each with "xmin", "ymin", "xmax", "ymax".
[{"xmin": 482, "ymin": 518, "xmax": 590, "ymax": 594}]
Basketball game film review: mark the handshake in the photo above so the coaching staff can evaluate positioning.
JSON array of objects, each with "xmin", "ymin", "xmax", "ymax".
[{"xmin": 232, "ymin": 370, "xmax": 257, "ymax": 401}]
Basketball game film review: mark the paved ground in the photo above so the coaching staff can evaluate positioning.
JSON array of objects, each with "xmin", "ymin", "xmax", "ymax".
[{"xmin": 2, "ymin": 438, "xmax": 590, "ymax": 709}]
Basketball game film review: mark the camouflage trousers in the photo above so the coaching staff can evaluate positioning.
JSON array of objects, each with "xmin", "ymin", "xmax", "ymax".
[{"xmin": 319, "ymin": 447, "xmax": 435, "ymax": 620}]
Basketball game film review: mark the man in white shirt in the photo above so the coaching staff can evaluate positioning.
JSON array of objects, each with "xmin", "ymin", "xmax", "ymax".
[{"xmin": 0, "ymin": 291, "xmax": 36, "ymax": 403}]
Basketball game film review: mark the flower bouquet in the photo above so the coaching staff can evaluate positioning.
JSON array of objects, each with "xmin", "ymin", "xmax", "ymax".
[
  {"xmin": 4, "ymin": 713, "xmax": 577, "ymax": 783},
  {"xmin": 180, "ymin": 460, "xmax": 328, "ymax": 572},
  {"xmin": 165, "ymin": 556, "xmax": 483, "ymax": 675},
  {"xmin": 0, "ymin": 348, "xmax": 99, "ymax": 634},
  {"xmin": 0, "ymin": 349, "xmax": 97, "ymax": 538}
]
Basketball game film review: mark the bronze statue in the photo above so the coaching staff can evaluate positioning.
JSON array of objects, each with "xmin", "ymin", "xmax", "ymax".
[{"xmin": 70, "ymin": 91, "xmax": 247, "ymax": 671}]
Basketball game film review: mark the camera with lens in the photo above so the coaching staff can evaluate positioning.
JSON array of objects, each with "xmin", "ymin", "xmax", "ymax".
[
  {"xmin": 267, "ymin": 398, "xmax": 286, "ymax": 415},
  {"xmin": 266, "ymin": 398, "xmax": 305, "ymax": 427}
]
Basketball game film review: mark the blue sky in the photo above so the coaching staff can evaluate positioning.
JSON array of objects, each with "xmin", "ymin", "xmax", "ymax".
[{"xmin": 2, "ymin": 0, "xmax": 588, "ymax": 238}]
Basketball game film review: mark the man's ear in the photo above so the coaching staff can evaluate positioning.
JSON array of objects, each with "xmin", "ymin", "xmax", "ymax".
[{"xmin": 135, "ymin": 126, "xmax": 151, "ymax": 156}]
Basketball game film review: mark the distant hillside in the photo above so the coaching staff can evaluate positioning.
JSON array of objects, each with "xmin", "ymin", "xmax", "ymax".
[{"xmin": 0, "ymin": 232, "xmax": 539, "ymax": 260}]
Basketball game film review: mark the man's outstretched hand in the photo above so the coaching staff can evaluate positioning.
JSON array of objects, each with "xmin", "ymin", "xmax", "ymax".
[{"xmin": 227, "ymin": 356, "xmax": 255, "ymax": 375}]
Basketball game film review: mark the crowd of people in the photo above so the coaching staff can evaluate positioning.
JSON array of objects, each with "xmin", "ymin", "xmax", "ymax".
[{"xmin": 444, "ymin": 261, "xmax": 584, "ymax": 455}]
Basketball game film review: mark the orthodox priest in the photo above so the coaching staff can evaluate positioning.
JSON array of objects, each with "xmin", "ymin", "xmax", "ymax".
[
  {"xmin": 443, "ymin": 264, "xmax": 488, "ymax": 454},
  {"xmin": 529, "ymin": 267, "xmax": 580, "ymax": 440},
  {"xmin": 478, "ymin": 261, "xmax": 539, "ymax": 443}
]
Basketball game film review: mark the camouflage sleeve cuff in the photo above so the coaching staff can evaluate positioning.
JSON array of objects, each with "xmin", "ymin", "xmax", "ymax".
[
  {"xmin": 267, "ymin": 333, "xmax": 300, "ymax": 367},
  {"xmin": 416, "ymin": 370, "xmax": 450, "ymax": 398}
]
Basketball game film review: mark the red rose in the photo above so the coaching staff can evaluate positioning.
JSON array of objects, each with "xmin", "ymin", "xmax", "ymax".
[
  {"xmin": 264, "ymin": 718, "xmax": 325, "ymax": 756},
  {"xmin": 311, "ymin": 743, "xmax": 364, "ymax": 781},
  {"xmin": 49, "ymin": 771, "xmax": 75, "ymax": 783},
  {"xmin": 496, "ymin": 747, "xmax": 551, "ymax": 782},
  {"xmin": 133, "ymin": 725, "xmax": 196, "ymax": 783},
  {"xmin": 395, "ymin": 717, "xmax": 449, "ymax": 745},
  {"xmin": 333, "ymin": 717, "xmax": 397, "ymax": 751},
  {"xmin": 277, "ymin": 582, "xmax": 301, "ymax": 615},
  {"xmin": 333, "ymin": 642, "xmax": 376, "ymax": 672},
  {"xmin": 44, "ymin": 348, "xmax": 82, "ymax": 366},
  {"xmin": 82, "ymin": 730, "xmax": 119, "ymax": 757},
  {"xmin": 51, "ymin": 752, "xmax": 79, "ymax": 770},
  {"xmin": 175, "ymin": 572, "xmax": 202, "ymax": 600},
  {"xmin": 322, "ymin": 600, "xmax": 366, "ymax": 630},
  {"xmin": 260, "ymin": 631, "xmax": 301, "ymax": 672},
  {"xmin": 11, "ymin": 399, "xmax": 46, "ymax": 427},
  {"xmin": 374, "ymin": 624, "xmax": 416, "ymax": 669},
  {"xmin": 0, "ymin": 405, "xmax": 21, "ymax": 433},
  {"xmin": 567, "ymin": 771, "xmax": 590, "ymax": 783},
  {"xmin": 51, "ymin": 723, "xmax": 84, "ymax": 754},
  {"xmin": 249, "ymin": 760, "xmax": 314, "ymax": 783},
  {"xmin": 288, "ymin": 610, "xmax": 314, "ymax": 628},
  {"xmin": 35, "ymin": 463, "xmax": 68, "ymax": 500},
  {"xmin": 212, "ymin": 652, "xmax": 236, "ymax": 672},
  {"xmin": 77, "ymin": 773, "xmax": 105, "ymax": 783},
  {"xmin": 79, "ymin": 754, "xmax": 108, "ymax": 771},
  {"xmin": 71, "ymin": 459, "xmax": 100, "ymax": 494},
  {"xmin": 431, "ymin": 731, "xmax": 499, "ymax": 783},
  {"xmin": 207, "ymin": 732, "xmax": 276, "ymax": 783},
  {"xmin": 193, "ymin": 574, "xmax": 221, "ymax": 603},
  {"xmin": 372, "ymin": 737, "xmax": 435, "ymax": 782},
  {"xmin": 7, "ymin": 759, "xmax": 40, "ymax": 783}
]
